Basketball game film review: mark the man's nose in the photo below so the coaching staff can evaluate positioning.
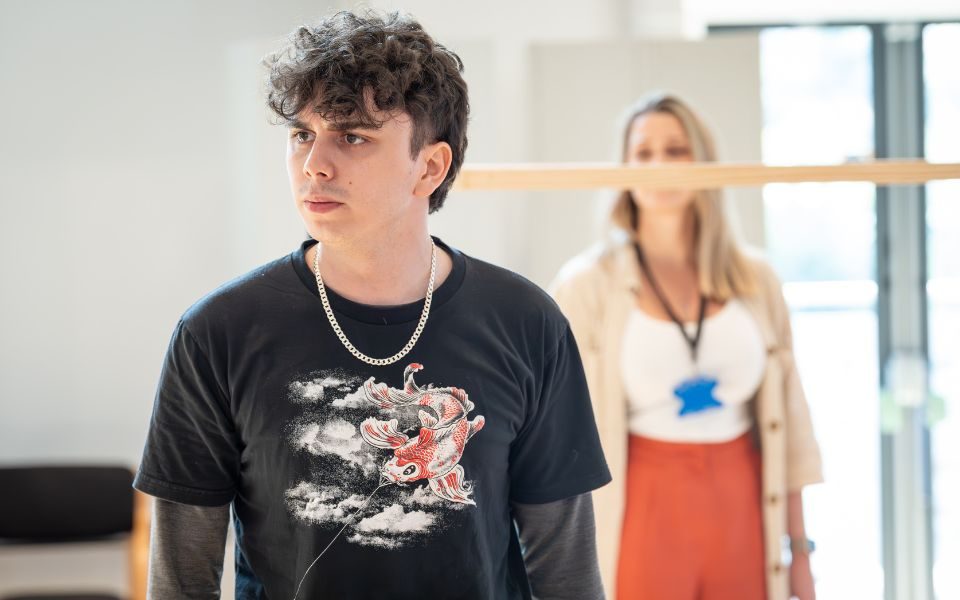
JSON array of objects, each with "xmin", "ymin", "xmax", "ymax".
[{"xmin": 303, "ymin": 140, "xmax": 334, "ymax": 179}]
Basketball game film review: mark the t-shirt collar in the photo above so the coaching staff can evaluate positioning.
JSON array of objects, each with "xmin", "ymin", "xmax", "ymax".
[{"xmin": 289, "ymin": 236, "xmax": 466, "ymax": 325}]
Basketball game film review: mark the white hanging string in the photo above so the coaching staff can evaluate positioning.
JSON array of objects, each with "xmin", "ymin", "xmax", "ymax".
[{"xmin": 292, "ymin": 476, "xmax": 392, "ymax": 600}]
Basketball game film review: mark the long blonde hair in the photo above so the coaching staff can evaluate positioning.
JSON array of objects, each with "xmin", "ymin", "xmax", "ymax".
[{"xmin": 610, "ymin": 93, "xmax": 757, "ymax": 300}]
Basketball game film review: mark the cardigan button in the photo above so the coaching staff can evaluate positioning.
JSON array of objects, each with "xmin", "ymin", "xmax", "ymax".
[
  {"xmin": 768, "ymin": 420, "xmax": 781, "ymax": 432},
  {"xmin": 770, "ymin": 563, "xmax": 784, "ymax": 575},
  {"xmin": 768, "ymin": 494, "xmax": 780, "ymax": 506}
]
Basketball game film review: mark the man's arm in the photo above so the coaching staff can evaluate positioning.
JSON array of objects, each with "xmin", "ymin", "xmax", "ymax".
[
  {"xmin": 148, "ymin": 498, "xmax": 230, "ymax": 599},
  {"xmin": 512, "ymin": 493, "xmax": 605, "ymax": 600}
]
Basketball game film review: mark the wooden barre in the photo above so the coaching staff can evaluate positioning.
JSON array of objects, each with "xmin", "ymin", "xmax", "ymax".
[{"xmin": 454, "ymin": 160, "xmax": 960, "ymax": 191}]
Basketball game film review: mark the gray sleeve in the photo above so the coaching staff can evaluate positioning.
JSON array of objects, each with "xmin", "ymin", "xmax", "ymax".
[
  {"xmin": 512, "ymin": 493, "xmax": 605, "ymax": 600},
  {"xmin": 148, "ymin": 497, "xmax": 230, "ymax": 600}
]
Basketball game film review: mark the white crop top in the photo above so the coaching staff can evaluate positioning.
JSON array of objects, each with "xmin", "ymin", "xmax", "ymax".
[{"xmin": 620, "ymin": 298, "xmax": 766, "ymax": 443}]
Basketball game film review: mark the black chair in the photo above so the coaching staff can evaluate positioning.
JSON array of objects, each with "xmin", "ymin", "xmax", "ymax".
[{"xmin": 0, "ymin": 466, "xmax": 149, "ymax": 600}]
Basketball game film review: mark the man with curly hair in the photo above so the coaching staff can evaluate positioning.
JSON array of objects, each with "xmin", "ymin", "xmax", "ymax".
[{"xmin": 134, "ymin": 11, "xmax": 609, "ymax": 599}]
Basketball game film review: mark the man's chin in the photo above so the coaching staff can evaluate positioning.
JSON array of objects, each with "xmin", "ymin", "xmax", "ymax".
[{"xmin": 301, "ymin": 221, "xmax": 349, "ymax": 247}]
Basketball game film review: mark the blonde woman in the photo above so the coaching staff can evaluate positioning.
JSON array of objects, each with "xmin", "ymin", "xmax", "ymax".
[{"xmin": 550, "ymin": 94, "xmax": 822, "ymax": 600}]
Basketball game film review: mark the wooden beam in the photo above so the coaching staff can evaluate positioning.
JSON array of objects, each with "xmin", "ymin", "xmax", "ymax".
[{"xmin": 454, "ymin": 160, "xmax": 960, "ymax": 191}]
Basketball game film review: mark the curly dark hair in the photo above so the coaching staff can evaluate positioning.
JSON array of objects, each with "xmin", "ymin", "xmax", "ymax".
[{"xmin": 263, "ymin": 11, "xmax": 469, "ymax": 213}]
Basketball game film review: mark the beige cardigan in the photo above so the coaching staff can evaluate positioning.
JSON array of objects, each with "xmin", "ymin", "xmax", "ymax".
[{"xmin": 550, "ymin": 238, "xmax": 823, "ymax": 600}]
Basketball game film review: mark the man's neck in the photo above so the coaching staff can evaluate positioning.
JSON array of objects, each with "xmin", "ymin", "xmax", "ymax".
[{"xmin": 307, "ymin": 230, "xmax": 453, "ymax": 306}]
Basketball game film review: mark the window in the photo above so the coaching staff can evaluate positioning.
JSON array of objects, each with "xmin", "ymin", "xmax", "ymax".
[
  {"xmin": 760, "ymin": 26, "xmax": 883, "ymax": 599},
  {"xmin": 923, "ymin": 22, "xmax": 960, "ymax": 600}
]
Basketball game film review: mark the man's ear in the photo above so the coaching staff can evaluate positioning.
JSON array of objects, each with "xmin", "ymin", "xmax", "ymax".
[{"xmin": 413, "ymin": 141, "xmax": 453, "ymax": 199}]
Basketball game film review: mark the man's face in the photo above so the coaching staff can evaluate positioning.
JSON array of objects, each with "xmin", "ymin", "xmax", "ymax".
[{"xmin": 286, "ymin": 99, "xmax": 428, "ymax": 247}]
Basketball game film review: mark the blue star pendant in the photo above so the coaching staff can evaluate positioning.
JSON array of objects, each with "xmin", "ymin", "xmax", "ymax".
[{"xmin": 674, "ymin": 376, "xmax": 723, "ymax": 417}]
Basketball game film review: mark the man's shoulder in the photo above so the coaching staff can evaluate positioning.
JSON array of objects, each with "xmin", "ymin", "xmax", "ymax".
[
  {"xmin": 180, "ymin": 251, "xmax": 299, "ymax": 331},
  {"xmin": 463, "ymin": 254, "xmax": 560, "ymax": 311},
  {"xmin": 459, "ymin": 254, "xmax": 573, "ymax": 344}
]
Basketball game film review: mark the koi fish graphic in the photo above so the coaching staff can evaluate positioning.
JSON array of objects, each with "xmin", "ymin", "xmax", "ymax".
[{"xmin": 359, "ymin": 363, "xmax": 485, "ymax": 505}]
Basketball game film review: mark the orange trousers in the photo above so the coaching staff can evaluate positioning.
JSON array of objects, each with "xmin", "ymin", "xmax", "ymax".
[{"xmin": 616, "ymin": 433, "xmax": 767, "ymax": 600}]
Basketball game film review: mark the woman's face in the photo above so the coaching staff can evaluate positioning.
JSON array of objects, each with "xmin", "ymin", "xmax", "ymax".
[{"xmin": 624, "ymin": 111, "xmax": 696, "ymax": 215}]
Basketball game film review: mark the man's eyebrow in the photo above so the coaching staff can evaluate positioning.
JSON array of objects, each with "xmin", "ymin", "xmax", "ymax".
[
  {"xmin": 286, "ymin": 118, "xmax": 382, "ymax": 133},
  {"xmin": 286, "ymin": 119, "xmax": 314, "ymax": 131},
  {"xmin": 326, "ymin": 119, "xmax": 382, "ymax": 133}
]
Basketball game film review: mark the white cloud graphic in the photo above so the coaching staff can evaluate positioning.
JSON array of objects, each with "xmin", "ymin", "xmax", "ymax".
[
  {"xmin": 286, "ymin": 483, "xmax": 442, "ymax": 548},
  {"xmin": 303, "ymin": 497, "xmax": 347, "ymax": 523},
  {"xmin": 346, "ymin": 533, "xmax": 402, "ymax": 549},
  {"xmin": 286, "ymin": 482, "xmax": 369, "ymax": 526},
  {"xmin": 287, "ymin": 481, "xmax": 333, "ymax": 501},
  {"xmin": 357, "ymin": 503, "xmax": 435, "ymax": 534},
  {"xmin": 404, "ymin": 485, "xmax": 444, "ymax": 507},
  {"xmin": 296, "ymin": 419, "xmax": 378, "ymax": 475},
  {"xmin": 290, "ymin": 375, "xmax": 351, "ymax": 404},
  {"xmin": 331, "ymin": 387, "xmax": 367, "ymax": 409}
]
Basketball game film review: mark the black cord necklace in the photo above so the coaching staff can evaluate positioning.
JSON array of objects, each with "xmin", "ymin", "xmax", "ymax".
[{"xmin": 632, "ymin": 241, "xmax": 707, "ymax": 363}]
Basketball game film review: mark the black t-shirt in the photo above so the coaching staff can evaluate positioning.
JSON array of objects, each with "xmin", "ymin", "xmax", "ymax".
[{"xmin": 134, "ymin": 238, "xmax": 611, "ymax": 600}]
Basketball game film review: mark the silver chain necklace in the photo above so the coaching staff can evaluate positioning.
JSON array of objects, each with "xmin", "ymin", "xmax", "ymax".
[{"xmin": 312, "ymin": 239, "xmax": 437, "ymax": 366}]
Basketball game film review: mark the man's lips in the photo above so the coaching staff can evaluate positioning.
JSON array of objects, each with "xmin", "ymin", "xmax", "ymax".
[{"xmin": 304, "ymin": 197, "xmax": 343, "ymax": 213}]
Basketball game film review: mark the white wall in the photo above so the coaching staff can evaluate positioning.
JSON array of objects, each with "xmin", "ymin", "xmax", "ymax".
[
  {"xmin": 337, "ymin": 0, "xmax": 629, "ymax": 41},
  {"xmin": 0, "ymin": 0, "xmax": 333, "ymax": 465},
  {"xmin": 687, "ymin": 0, "xmax": 960, "ymax": 28}
]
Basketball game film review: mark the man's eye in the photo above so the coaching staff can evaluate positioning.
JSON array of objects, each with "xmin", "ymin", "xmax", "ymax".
[
  {"xmin": 292, "ymin": 131, "xmax": 312, "ymax": 143},
  {"xmin": 343, "ymin": 133, "xmax": 366, "ymax": 145}
]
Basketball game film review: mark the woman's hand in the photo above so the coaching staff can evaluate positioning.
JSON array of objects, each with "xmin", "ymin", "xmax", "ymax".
[
  {"xmin": 790, "ymin": 553, "xmax": 816, "ymax": 600},
  {"xmin": 787, "ymin": 491, "xmax": 816, "ymax": 600}
]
